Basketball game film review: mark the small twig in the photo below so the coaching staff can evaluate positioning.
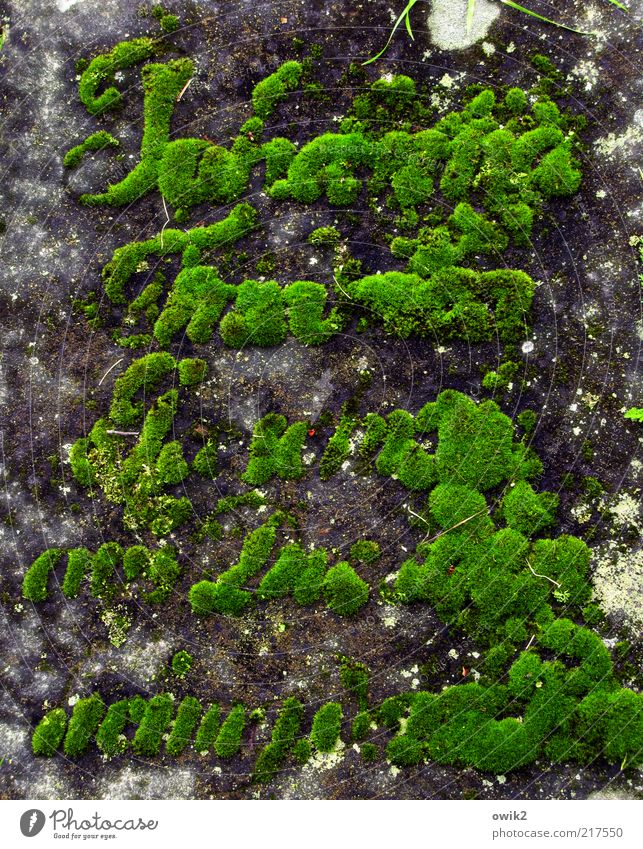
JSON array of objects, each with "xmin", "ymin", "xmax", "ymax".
[
  {"xmin": 423, "ymin": 507, "xmax": 489, "ymax": 543},
  {"xmin": 106, "ymin": 430, "xmax": 140, "ymax": 437},
  {"xmin": 160, "ymin": 196, "xmax": 170, "ymax": 249},
  {"xmin": 524, "ymin": 634, "xmax": 536, "ymax": 651},
  {"xmin": 176, "ymin": 77, "xmax": 193, "ymax": 102},
  {"xmin": 98, "ymin": 357, "xmax": 124, "ymax": 387},
  {"xmin": 333, "ymin": 274, "xmax": 352, "ymax": 301},
  {"xmin": 526, "ymin": 559, "xmax": 561, "ymax": 588},
  {"xmin": 405, "ymin": 504, "xmax": 430, "ymax": 527}
]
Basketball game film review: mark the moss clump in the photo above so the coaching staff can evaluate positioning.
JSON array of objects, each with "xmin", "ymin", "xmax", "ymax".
[
  {"xmin": 215, "ymin": 704, "xmax": 246, "ymax": 757},
  {"xmin": 78, "ymin": 38, "xmax": 157, "ymax": 115},
  {"xmin": 95, "ymin": 699, "xmax": 132, "ymax": 757},
  {"xmin": 308, "ymin": 226, "xmax": 340, "ymax": 246},
  {"xmin": 242, "ymin": 414, "xmax": 308, "ymax": 485},
  {"xmin": 253, "ymin": 697, "xmax": 304, "ymax": 782},
  {"xmin": 323, "ymin": 562, "xmax": 369, "ymax": 616},
  {"xmin": 340, "ymin": 657, "xmax": 370, "ymax": 710},
  {"xmin": 282, "ymin": 281, "xmax": 344, "ymax": 345},
  {"xmin": 220, "ymin": 280, "xmax": 287, "ymax": 348},
  {"xmin": 319, "ymin": 414, "xmax": 357, "ymax": 479},
  {"xmin": 64, "ymin": 131, "xmax": 119, "ymax": 168},
  {"xmin": 189, "ymin": 515, "xmax": 281, "ymax": 616},
  {"xmin": 64, "ymin": 694, "xmax": 106, "ymax": 758},
  {"xmin": 348, "ymin": 268, "xmax": 535, "ymax": 343},
  {"xmin": 177, "ymin": 357, "xmax": 208, "ymax": 387},
  {"xmin": 349, "ymin": 540, "xmax": 381, "ymax": 565},
  {"xmin": 32, "ymin": 709, "xmax": 67, "ymax": 756},
  {"xmin": 252, "ymin": 61, "xmax": 303, "ymax": 119},
  {"xmin": 171, "ymin": 650, "xmax": 193, "ymax": 677},
  {"xmin": 102, "ymin": 204, "xmax": 256, "ymax": 305},
  {"xmin": 502, "ymin": 480, "xmax": 558, "ymax": 536},
  {"xmin": 132, "ymin": 694, "xmax": 174, "ymax": 756},
  {"xmin": 22, "ymin": 548, "xmax": 64, "ymax": 602},
  {"xmin": 109, "ymin": 352, "xmax": 176, "ymax": 426},
  {"xmin": 192, "ymin": 439, "xmax": 219, "ymax": 479},
  {"xmin": 62, "ymin": 547, "xmax": 92, "ymax": 598},
  {"xmin": 81, "ymin": 58, "xmax": 194, "ymax": 207},
  {"xmin": 310, "ymin": 702, "xmax": 343, "ymax": 752},
  {"xmin": 194, "ymin": 704, "xmax": 221, "ymax": 754},
  {"xmin": 165, "ymin": 696, "xmax": 201, "ymax": 756}
]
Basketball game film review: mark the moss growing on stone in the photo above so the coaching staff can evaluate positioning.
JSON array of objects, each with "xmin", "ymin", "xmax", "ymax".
[
  {"xmin": 64, "ymin": 131, "xmax": 119, "ymax": 168},
  {"xmin": 253, "ymin": 697, "xmax": 304, "ymax": 782},
  {"xmin": 165, "ymin": 696, "xmax": 201, "ymax": 756},
  {"xmin": 32, "ymin": 709, "xmax": 67, "ymax": 757},
  {"xmin": 310, "ymin": 702, "xmax": 342, "ymax": 752},
  {"xmin": 22, "ymin": 548, "xmax": 64, "ymax": 602},
  {"xmin": 64, "ymin": 694, "xmax": 106, "ymax": 758},
  {"xmin": 194, "ymin": 704, "xmax": 221, "ymax": 754},
  {"xmin": 78, "ymin": 38, "xmax": 157, "ymax": 115},
  {"xmin": 323, "ymin": 562, "xmax": 369, "ymax": 616},
  {"xmin": 252, "ymin": 61, "xmax": 303, "ymax": 119},
  {"xmin": 95, "ymin": 698, "xmax": 132, "ymax": 757},
  {"xmin": 132, "ymin": 694, "xmax": 174, "ymax": 756},
  {"xmin": 215, "ymin": 704, "xmax": 246, "ymax": 757},
  {"xmin": 242, "ymin": 414, "xmax": 308, "ymax": 485}
]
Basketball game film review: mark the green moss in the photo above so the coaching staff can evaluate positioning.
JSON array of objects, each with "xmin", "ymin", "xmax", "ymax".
[
  {"xmin": 360, "ymin": 741, "xmax": 379, "ymax": 761},
  {"xmin": 351, "ymin": 711, "xmax": 371, "ymax": 741},
  {"xmin": 165, "ymin": 696, "xmax": 201, "ymax": 756},
  {"xmin": 482, "ymin": 361, "xmax": 519, "ymax": 392},
  {"xmin": 242, "ymin": 414, "xmax": 308, "ymax": 485},
  {"xmin": 339, "ymin": 656, "xmax": 369, "ymax": 710},
  {"xmin": 253, "ymin": 697, "xmax": 304, "ymax": 782},
  {"xmin": 319, "ymin": 414, "xmax": 356, "ymax": 479},
  {"xmin": 160, "ymin": 13, "xmax": 179, "ymax": 32},
  {"xmin": 283, "ymin": 281, "xmax": 344, "ymax": 345},
  {"xmin": 252, "ymin": 61, "xmax": 303, "ymax": 119},
  {"xmin": 103, "ymin": 204, "xmax": 256, "ymax": 305},
  {"xmin": 215, "ymin": 704, "xmax": 246, "ymax": 757},
  {"xmin": 292, "ymin": 548, "xmax": 328, "ymax": 605},
  {"xmin": 82, "ymin": 59, "xmax": 194, "ymax": 207},
  {"xmin": 22, "ymin": 548, "xmax": 64, "ymax": 602},
  {"xmin": 220, "ymin": 280, "xmax": 287, "ymax": 348},
  {"xmin": 32, "ymin": 709, "xmax": 67, "ymax": 756},
  {"xmin": 78, "ymin": 38, "xmax": 157, "ymax": 115},
  {"xmin": 109, "ymin": 352, "xmax": 176, "ymax": 426},
  {"xmin": 502, "ymin": 481, "xmax": 558, "ymax": 536},
  {"xmin": 292, "ymin": 737, "xmax": 312, "ymax": 764},
  {"xmin": 178, "ymin": 358, "xmax": 208, "ymax": 387},
  {"xmin": 62, "ymin": 547, "xmax": 92, "ymax": 598},
  {"xmin": 132, "ymin": 694, "xmax": 174, "ymax": 756},
  {"xmin": 257, "ymin": 543, "xmax": 305, "ymax": 600},
  {"xmin": 64, "ymin": 131, "xmax": 119, "ymax": 168},
  {"xmin": 348, "ymin": 269, "xmax": 535, "ymax": 343},
  {"xmin": 323, "ymin": 562, "xmax": 369, "ymax": 616},
  {"xmin": 90, "ymin": 542, "xmax": 123, "ymax": 600},
  {"xmin": 194, "ymin": 704, "xmax": 221, "ymax": 754},
  {"xmin": 517, "ymin": 409, "xmax": 537, "ymax": 433},
  {"xmin": 171, "ymin": 650, "xmax": 193, "ymax": 677},
  {"xmin": 95, "ymin": 698, "xmax": 132, "ymax": 757},
  {"xmin": 64, "ymin": 694, "xmax": 106, "ymax": 758},
  {"xmin": 192, "ymin": 440, "xmax": 219, "ymax": 479},
  {"xmin": 308, "ymin": 226, "xmax": 340, "ymax": 246},
  {"xmin": 310, "ymin": 702, "xmax": 342, "ymax": 752},
  {"xmin": 349, "ymin": 540, "xmax": 381, "ymax": 565}
]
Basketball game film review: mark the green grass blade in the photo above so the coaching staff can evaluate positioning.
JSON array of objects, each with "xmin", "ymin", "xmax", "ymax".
[
  {"xmin": 363, "ymin": 0, "xmax": 418, "ymax": 65},
  {"xmin": 466, "ymin": 0, "xmax": 477, "ymax": 34},
  {"xmin": 499, "ymin": 0, "xmax": 596, "ymax": 35},
  {"xmin": 605, "ymin": 0, "xmax": 628, "ymax": 10},
  {"xmin": 405, "ymin": 10, "xmax": 415, "ymax": 40}
]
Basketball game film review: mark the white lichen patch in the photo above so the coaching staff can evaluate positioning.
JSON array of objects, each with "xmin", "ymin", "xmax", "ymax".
[
  {"xmin": 99, "ymin": 765, "xmax": 195, "ymax": 800},
  {"xmin": 428, "ymin": 0, "xmax": 500, "ymax": 51},
  {"xmin": 569, "ymin": 59, "xmax": 599, "ymax": 92},
  {"xmin": 605, "ymin": 491, "xmax": 642, "ymax": 534},
  {"xmin": 305, "ymin": 738, "xmax": 346, "ymax": 772},
  {"xmin": 594, "ymin": 114, "xmax": 643, "ymax": 159},
  {"xmin": 592, "ymin": 542, "xmax": 643, "ymax": 633}
]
